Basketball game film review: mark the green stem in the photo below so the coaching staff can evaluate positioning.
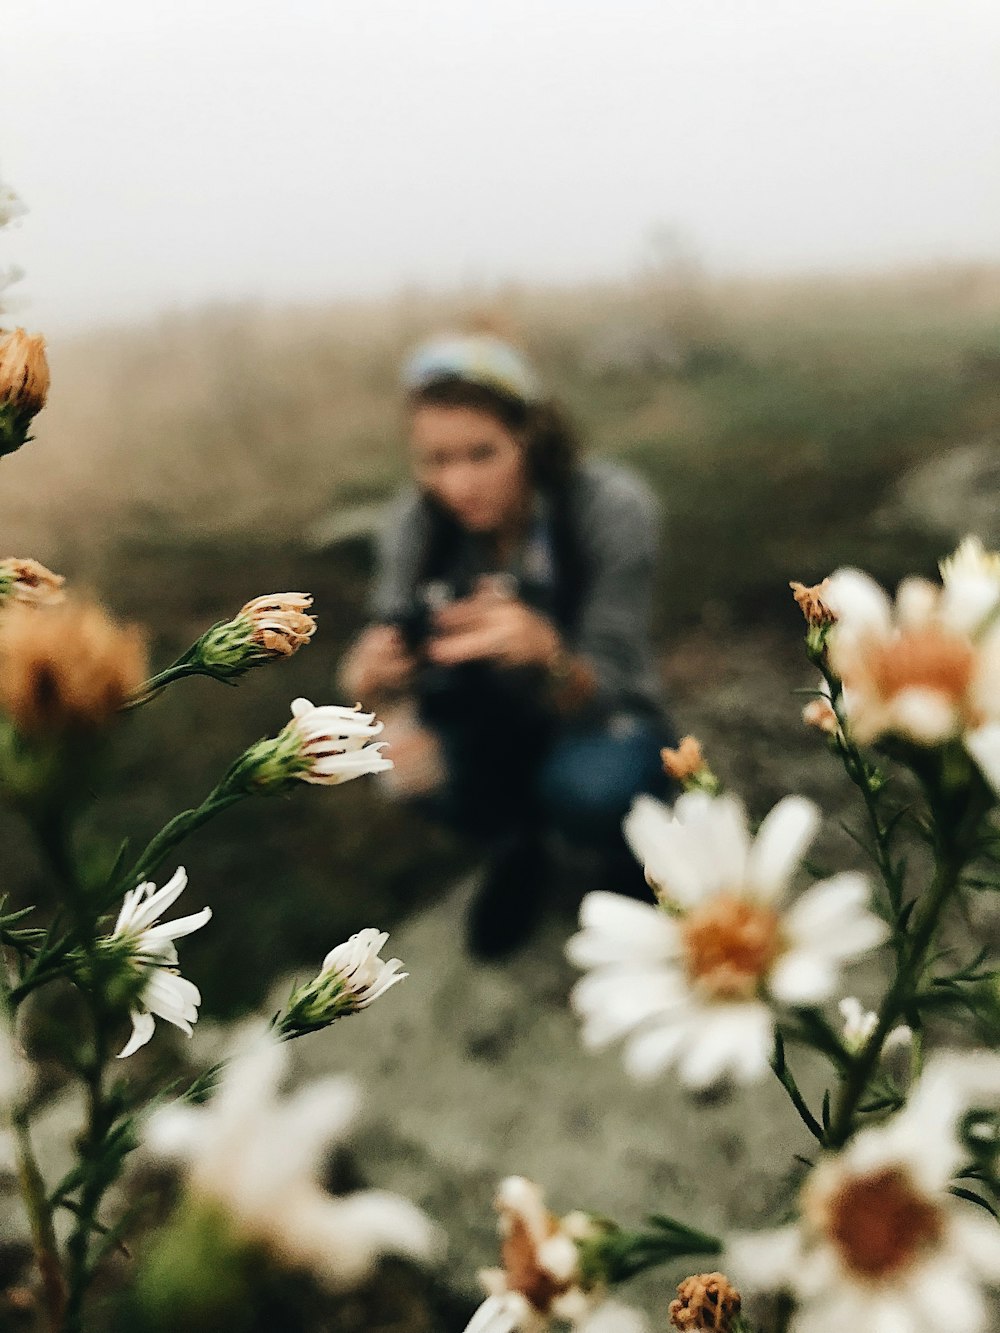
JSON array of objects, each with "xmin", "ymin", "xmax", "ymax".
[
  {"xmin": 117, "ymin": 787, "xmax": 246, "ymax": 899},
  {"xmin": 123, "ymin": 659, "xmax": 204, "ymax": 710},
  {"xmin": 770, "ymin": 1035, "xmax": 824, "ymax": 1143},
  {"xmin": 827, "ymin": 847, "xmax": 962, "ymax": 1148}
]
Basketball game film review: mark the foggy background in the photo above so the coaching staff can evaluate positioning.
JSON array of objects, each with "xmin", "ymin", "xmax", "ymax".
[{"xmin": 3, "ymin": 0, "xmax": 1000, "ymax": 332}]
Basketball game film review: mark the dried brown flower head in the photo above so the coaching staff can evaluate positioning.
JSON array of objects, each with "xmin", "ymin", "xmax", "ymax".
[
  {"xmin": 0, "ymin": 599, "xmax": 148, "ymax": 735},
  {"xmin": 0, "ymin": 557, "xmax": 65, "ymax": 609},
  {"xmin": 0, "ymin": 328, "xmax": 50, "ymax": 418},
  {"xmin": 240, "ymin": 592, "xmax": 316, "ymax": 658},
  {"xmin": 662, "ymin": 736, "xmax": 707, "ymax": 782},
  {"xmin": 789, "ymin": 579, "xmax": 836, "ymax": 628},
  {"xmin": 669, "ymin": 1272, "xmax": 741, "ymax": 1331}
]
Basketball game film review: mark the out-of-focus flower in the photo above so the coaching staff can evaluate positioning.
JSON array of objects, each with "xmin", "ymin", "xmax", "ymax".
[
  {"xmin": 0, "ymin": 182, "xmax": 26, "ymax": 229},
  {"xmin": 802, "ymin": 680, "xmax": 840, "ymax": 737},
  {"xmin": 661, "ymin": 736, "xmax": 720, "ymax": 794},
  {"xmin": 940, "ymin": 536, "xmax": 1000, "ymax": 590},
  {"xmin": 463, "ymin": 1178, "xmax": 646, "ymax": 1333},
  {"xmin": 104, "ymin": 867, "xmax": 211, "ymax": 1059},
  {"xmin": 570, "ymin": 793, "xmax": 887, "ymax": 1088},
  {"xmin": 193, "ymin": 593, "xmax": 316, "ymax": 679},
  {"xmin": 668, "ymin": 1272, "xmax": 741, "ymax": 1331},
  {"xmin": 727, "ymin": 1053, "xmax": 1000, "ymax": 1333},
  {"xmin": 0, "ymin": 329, "xmax": 49, "ymax": 416},
  {"xmin": 838, "ymin": 997, "xmax": 912, "ymax": 1059},
  {"xmin": 144, "ymin": 1027, "xmax": 441, "ymax": 1289},
  {"xmin": 0, "ymin": 557, "xmax": 65, "ymax": 609},
  {"xmin": 230, "ymin": 698, "xmax": 392, "ymax": 793},
  {"xmin": 0, "ymin": 599, "xmax": 148, "ymax": 735},
  {"xmin": 825, "ymin": 563, "xmax": 1000, "ymax": 791},
  {"xmin": 278, "ymin": 928, "xmax": 407, "ymax": 1039},
  {"xmin": 790, "ymin": 579, "xmax": 837, "ymax": 629}
]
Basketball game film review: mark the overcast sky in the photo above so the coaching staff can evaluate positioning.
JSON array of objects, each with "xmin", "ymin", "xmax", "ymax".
[{"xmin": 3, "ymin": 0, "xmax": 999, "ymax": 332}]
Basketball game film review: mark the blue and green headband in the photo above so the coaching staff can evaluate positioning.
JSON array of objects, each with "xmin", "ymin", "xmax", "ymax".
[{"xmin": 402, "ymin": 334, "xmax": 540, "ymax": 405}]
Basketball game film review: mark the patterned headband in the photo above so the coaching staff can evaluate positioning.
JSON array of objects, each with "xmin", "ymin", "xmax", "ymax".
[{"xmin": 401, "ymin": 333, "xmax": 540, "ymax": 404}]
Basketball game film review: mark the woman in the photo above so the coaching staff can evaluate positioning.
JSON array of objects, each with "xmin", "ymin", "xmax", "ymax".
[{"xmin": 340, "ymin": 332, "xmax": 676, "ymax": 957}]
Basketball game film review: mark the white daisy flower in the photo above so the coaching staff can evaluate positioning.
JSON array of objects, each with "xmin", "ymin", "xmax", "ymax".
[
  {"xmin": 568, "ymin": 792, "xmax": 888, "ymax": 1087},
  {"xmin": 824, "ymin": 561, "xmax": 1000, "ymax": 791},
  {"xmin": 940, "ymin": 536, "xmax": 1000, "ymax": 590},
  {"xmin": 727, "ymin": 1053, "xmax": 1000, "ymax": 1333},
  {"xmin": 463, "ymin": 1177, "xmax": 647, "ymax": 1333},
  {"xmin": 278, "ymin": 928, "xmax": 407, "ymax": 1037},
  {"xmin": 284, "ymin": 697, "xmax": 393, "ymax": 785},
  {"xmin": 107, "ymin": 867, "xmax": 211, "ymax": 1059},
  {"xmin": 144, "ymin": 1027, "xmax": 441, "ymax": 1289}
]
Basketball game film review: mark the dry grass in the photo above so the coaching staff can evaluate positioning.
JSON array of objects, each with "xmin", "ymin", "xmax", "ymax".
[{"xmin": 2, "ymin": 264, "xmax": 998, "ymax": 579}]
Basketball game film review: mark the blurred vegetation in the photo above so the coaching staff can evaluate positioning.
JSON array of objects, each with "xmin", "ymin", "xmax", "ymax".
[{"xmin": 1, "ymin": 264, "xmax": 998, "ymax": 1021}]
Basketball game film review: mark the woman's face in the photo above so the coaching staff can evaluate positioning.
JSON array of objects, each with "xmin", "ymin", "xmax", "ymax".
[{"xmin": 408, "ymin": 402, "xmax": 530, "ymax": 533}]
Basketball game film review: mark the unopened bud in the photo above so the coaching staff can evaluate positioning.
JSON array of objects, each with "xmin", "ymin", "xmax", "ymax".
[
  {"xmin": 668, "ymin": 1272, "xmax": 741, "ymax": 1332},
  {"xmin": 0, "ymin": 329, "xmax": 50, "ymax": 456},
  {"xmin": 224, "ymin": 697, "xmax": 392, "ymax": 794},
  {"xmin": 662, "ymin": 736, "xmax": 721, "ymax": 795},
  {"xmin": 194, "ymin": 592, "xmax": 316, "ymax": 679},
  {"xmin": 277, "ymin": 928, "xmax": 406, "ymax": 1039},
  {"xmin": 802, "ymin": 695, "xmax": 838, "ymax": 736},
  {"xmin": 0, "ymin": 557, "xmax": 65, "ymax": 609}
]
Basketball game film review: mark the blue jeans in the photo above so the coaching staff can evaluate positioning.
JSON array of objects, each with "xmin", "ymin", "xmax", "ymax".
[{"xmin": 420, "ymin": 703, "xmax": 676, "ymax": 850}]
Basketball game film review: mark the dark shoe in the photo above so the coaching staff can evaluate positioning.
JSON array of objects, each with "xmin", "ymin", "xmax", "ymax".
[{"xmin": 466, "ymin": 832, "xmax": 548, "ymax": 960}]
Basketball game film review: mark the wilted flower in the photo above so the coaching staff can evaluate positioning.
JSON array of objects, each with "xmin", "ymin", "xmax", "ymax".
[
  {"xmin": 0, "ymin": 557, "xmax": 65, "ymax": 609},
  {"xmin": 569, "ymin": 792, "xmax": 887, "ymax": 1087},
  {"xmin": 230, "ymin": 698, "xmax": 392, "ymax": 793},
  {"xmin": 104, "ymin": 867, "xmax": 211, "ymax": 1059},
  {"xmin": 0, "ymin": 329, "xmax": 50, "ymax": 455},
  {"xmin": 668, "ymin": 1272, "xmax": 741, "ymax": 1332},
  {"xmin": 0, "ymin": 598, "xmax": 148, "ymax": 735},
  {"xmin": 144, "ymin": 1027, "xmax": 441, "ymax": 1289},
  {"xmin": 193, "ymin": 593, "xmax": 316, "ymax": 679},
  {"xmin": 278, "ymin": 928, "xmax": 407, "ymax": 1039},
  {"xmin": 790, "ymin": 579, "xmax": 837, "ymax": 629},
  {"xmin": 825, "ymin": 561, "xmax": 1000, "ymax": 791},
  {"xmin": 463, "ymin": 1177, "xmax": 643, "ymax": 1333},
  {"xmin": 727, "ymin": 1053, "xmax": 1000, "ymax": 1333},
  {"xmin": 0, "ymin": 182, "xmax": 27, "ymax": 229}
]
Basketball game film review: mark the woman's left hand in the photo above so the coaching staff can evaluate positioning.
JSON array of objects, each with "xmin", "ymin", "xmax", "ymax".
[{"xmin": 427, "ymin": 582, "xmax": 561, "ymax": 669}]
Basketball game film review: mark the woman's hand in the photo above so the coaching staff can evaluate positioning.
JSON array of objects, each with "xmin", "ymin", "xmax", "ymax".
[
  {"xmin": 427, "ymin": 581, "xmax": 561, "ymax": 669},
  {"xmin": 338, "ymin": 624, "xmax": 417, "ymax": 699}
]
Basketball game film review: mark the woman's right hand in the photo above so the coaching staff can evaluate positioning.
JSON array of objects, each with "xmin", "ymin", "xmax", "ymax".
[{"xmin": 338, "ymin": 624, "xmax": 417, "ymax": 700}]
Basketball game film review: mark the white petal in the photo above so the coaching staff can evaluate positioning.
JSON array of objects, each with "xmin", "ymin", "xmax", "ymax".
[
  {"xmin": 622, "ymin": 795, "xmax": 705, "ymax": 907},
  {"xmin": 677, "ymin": 1002, "xmax": 773, "ymax": 1088},
  {"xmin": 725, "ymin": 1225, "xmax": 802, "ymax": 1290},
  {"xmin": 125, "ymin": 867, "xmax": 189, "ymax": 934},
  {"xmin": 966, "ymin": 723, "xmax": 1000, "ymax": 795},
  {"xmin": 117, "ymin": 1009, "xmax": 156, "ymax": 1059},
  {"xmin": 891, "ymin": 688, "xmax": 959, "ymax": 744},
  {"xmin": 622, "ymin": 1013, "xmax": 692, "ymax": 1081},
  {"xmin": 768, "ymin": 948, "xmax": 838, "ymax": 1005},
  {"xmin": 746, "ymin": 796, "xmax": 819, "ymax": 901},
  {"xmin": 783, "ymin": 873, "xmax": 888, "ymax": 960},
  {"xmin": 572, "ymin": 968, "xmax": 686, "ymax": 1047},
  {"xmin": 142, "ymin": 906, "xmax": 212, "ymax": 943},
  {"xmin": 825, "ymin": 568, "xmax": 893, "ymax": 634},
  {"xmin": 567, "ymin": 892, "xmax": 680, "ymax": 968}
]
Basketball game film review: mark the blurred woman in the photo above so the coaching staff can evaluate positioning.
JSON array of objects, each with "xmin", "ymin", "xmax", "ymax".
[{"xmin": 340, "ymin": 333, "xmax": 676, "ymax": 957}]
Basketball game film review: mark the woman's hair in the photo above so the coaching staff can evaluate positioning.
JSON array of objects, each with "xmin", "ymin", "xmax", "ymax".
[{"xmin": 407, "ymin": 375, "xmax": 582, "ymax": 493}]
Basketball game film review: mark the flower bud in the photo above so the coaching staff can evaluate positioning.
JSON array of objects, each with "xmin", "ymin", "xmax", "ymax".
[
  {"xmin": 661, "ymin": 736, "xmax": 721, "ymax": 794},
  {"xmin": 194, "ymin": 593, "xmax": 316, "ymax": 679},
  {"xmin": 0, "ymin": 557, "xmax": 65, "ymax": 609},
  {"xmin": 277, "ymin": 928, "xmax": 407, "ymax": 1038},
  {"xmin": 225, "ymin": 697, "xmax": 392, "ymax": 794},
  {"xmin": 0, "ymin": 329, "xmax": 50, "ymax": 456},
  {"xmin": 0, "ymin": 599, "xmax": 148, "ymax": 736}
]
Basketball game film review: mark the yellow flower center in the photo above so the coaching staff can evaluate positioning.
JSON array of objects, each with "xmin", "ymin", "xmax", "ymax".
[
  {"xmin": 868, "ymin": 627, "xmax": 975, "ymax": 709},
  {"xmin": 680, "ymin": 894, "xmax": 782, "ymax": 1000},
  {"xmin": 825, "ymin": 1166, "xmax": 942, "ymax": 1281}
]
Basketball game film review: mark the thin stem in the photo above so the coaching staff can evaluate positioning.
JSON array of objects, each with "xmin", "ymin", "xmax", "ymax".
[
  {"xmin": 827, "ymin": 847, "xmax": 962, "ymax": 1147},
  {"xmin": 117, "ymin": 787, "xmax": 246, "ymax": 900},
  {"xmin": 770, "ymin": 1034, "xmax": 824, "ymax": 1143},
  {"xmin": 123, "ymin": 660, "xmax": 204, "ymax": 710}
]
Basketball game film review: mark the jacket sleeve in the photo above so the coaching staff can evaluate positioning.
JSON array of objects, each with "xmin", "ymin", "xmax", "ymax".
[
  {"xmin": 570, "ymin": 467, "xmax": 662, "ymax": 711},
  {"xmin": 368, "ymin": 489, "xmax": 428, "ymax": 622}
]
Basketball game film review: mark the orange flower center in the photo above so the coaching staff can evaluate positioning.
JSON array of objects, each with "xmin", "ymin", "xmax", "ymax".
[
  {"xmin": 680, "ymin": 894, "xmax": 782, "ymax": 1000},
  {"xmin": 825, "ymin": 1166, "xmax": 942, "ymax": 1281},
  {"xmin": 867, "ymin": 628, "xmax": 974, "ymax": 707}
]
